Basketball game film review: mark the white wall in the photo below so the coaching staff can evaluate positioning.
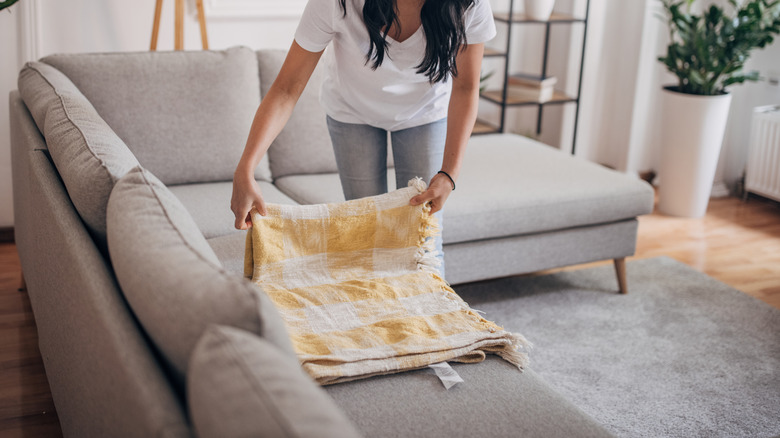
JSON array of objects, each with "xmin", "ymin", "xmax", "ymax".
[
  {"xmin": 1, "ymin": 3, "xmax": 25, "ymax": 228},
  {"xmin": 717, "ymin": 42, "xmax": 780, "ymax": 194},
  {"xmin": 574, "ymin": 0, "xmax": 649, "ymax": 167}
]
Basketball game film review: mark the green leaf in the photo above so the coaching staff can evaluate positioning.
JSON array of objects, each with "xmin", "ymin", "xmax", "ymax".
[
  {"xmin": 657, "ymin": 0, "xmax": 780, "ymax": 95},
  {"xmin": 0, "ymin": 0, "xmax": 21, "ymax": 11}
]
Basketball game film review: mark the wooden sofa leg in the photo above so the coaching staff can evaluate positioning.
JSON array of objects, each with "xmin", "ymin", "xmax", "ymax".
[{"xmin": 614, "ymin": 258, "xmax": 627, "ymax": 294}]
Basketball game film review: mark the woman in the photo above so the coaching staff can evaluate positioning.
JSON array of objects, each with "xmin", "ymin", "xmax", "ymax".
[{"xmin": 231, "ymin": 0, "xmax": 496, "ymax": 275}]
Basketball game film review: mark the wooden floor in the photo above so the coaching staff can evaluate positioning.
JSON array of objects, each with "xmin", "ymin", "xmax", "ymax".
[
  {"xmin": 0, "ymin": 246, "xmax": 61, "ymax": 437},
  {"xmin": 0, "ymin": 194, "xmax": 779, "ymax": 437}
]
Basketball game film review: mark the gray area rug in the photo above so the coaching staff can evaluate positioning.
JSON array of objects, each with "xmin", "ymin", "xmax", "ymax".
[{"xmin": 454, "ymin": 256, "xmax": 780, "ymax": 438}]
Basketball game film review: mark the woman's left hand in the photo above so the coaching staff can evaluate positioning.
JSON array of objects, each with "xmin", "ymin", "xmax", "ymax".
[{"xmin": 409, "ymin": 173, "xmax": 454, "ymax": 214}]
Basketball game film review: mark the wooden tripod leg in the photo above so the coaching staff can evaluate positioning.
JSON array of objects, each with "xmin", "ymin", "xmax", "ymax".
[
  {"xmin": 151, "ymin": 0, "xmax": 163, "ymax": 51},
  {"xmin": 614, "ymin": 258, "xmax": 627, "ymax": 295},
  {"xmin": 196, "ymin": 0, "xmax": 209, "ymax": 50},
  {"xmin": 174, "ymin": 0, "xmax": 184, "ymax": 50}
]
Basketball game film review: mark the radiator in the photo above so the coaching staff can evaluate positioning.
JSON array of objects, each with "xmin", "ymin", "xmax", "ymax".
[{"xmin": 745, "ymin": 105, "xmax": 780, "ymax": 202}]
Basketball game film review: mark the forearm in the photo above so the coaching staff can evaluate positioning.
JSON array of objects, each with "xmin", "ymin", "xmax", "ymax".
[
  {"xmin": 235, "ymin": 41, "xmax": 322, "ymax": 179},
  {"xmin": 440, "ymin": 84, "xmax": 479, "ymax": 181},
  {"xmin": 235, "ymin": 88, "xmax": 299, "ymax": 177}
]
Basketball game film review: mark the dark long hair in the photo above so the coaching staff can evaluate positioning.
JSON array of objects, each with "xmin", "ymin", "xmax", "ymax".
[{"xmin": 338, "ymin": 0, "xmax": 475, "ymax": 83}]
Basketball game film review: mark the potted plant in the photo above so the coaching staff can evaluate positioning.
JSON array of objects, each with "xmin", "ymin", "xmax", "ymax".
[
  {"xmin": 657, "ymin": 0, "xmax": 780, "ymax": 217},
  {"xmin": 0, "ymin": 0, "xmax": 21, "ymax": 11}
]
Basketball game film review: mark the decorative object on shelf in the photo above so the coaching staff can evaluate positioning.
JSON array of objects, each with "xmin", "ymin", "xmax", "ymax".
[
  {"xmin": 0, "ymin": 0, "xmax": 21, "ymax": 12},
  {"xmin": 506, "ymin": 83, "xmax": 554, "ymax": 102},
  {"xmin": 151, "ymin": 0, "xmax": 209, "ymax": 51},
  {"xmin": 475, "ymin": 0, "xmax": 589, "ymax": 155},
  {"xmin": 507, "ymin": 73, "xmax": 557, "ymax": 102},
  {"xmin": 657, "ymin": 0, "xmax": 780, "ymax": 217},
  {"xmin": 524, "ymin": 0, "xmax": 556, "ymax": 21},
  {"xmin": 508, "ymin": 72, "xmax": 558, "ymax": 88}
]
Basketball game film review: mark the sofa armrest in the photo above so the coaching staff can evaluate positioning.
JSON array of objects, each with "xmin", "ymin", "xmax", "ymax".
[{"xmin": 10, "ymin": 93, "xmax": 192, "ymax": 437}]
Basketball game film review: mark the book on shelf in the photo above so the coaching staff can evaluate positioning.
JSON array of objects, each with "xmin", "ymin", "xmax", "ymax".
[
  {"xmin": 506, "ymin": 84, "xmax": 554, "ymax": 103},
  {"xmin": 507, "ymin": 73, "xmax": 558, "ymax": 89}
]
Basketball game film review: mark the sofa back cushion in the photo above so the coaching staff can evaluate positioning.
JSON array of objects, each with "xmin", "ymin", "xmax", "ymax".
[
  {"xmin": 257, "ymin": 49, "xmax": 340, "ymax": 179},
  {"xmin": 107, "ymin": 166, "xmax": 293, "ymax": 381},
  {"xmin": 41, "ymin": 47, "xmax": 272, "ymax": 185},
  {"xmin": 189, "ymin": 325, "xmax": 362, "ymax": 438},
  {"xmin": 17, "ymin": 61, "xmax": 139, "ymax": 248}
]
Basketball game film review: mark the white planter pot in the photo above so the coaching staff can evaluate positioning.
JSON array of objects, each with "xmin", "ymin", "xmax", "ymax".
[
  {"xmin": 524, "ymin": 0, "xmax": 555, "ymax": 20},
  {"xmin": 658, "ymin": 86, "xmax": 733, "ymax": 218}
]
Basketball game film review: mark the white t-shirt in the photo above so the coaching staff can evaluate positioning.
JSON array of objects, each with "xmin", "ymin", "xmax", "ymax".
[{"xmin": 294, "ymin": 0, "xmax": 496, "ymax": 131}]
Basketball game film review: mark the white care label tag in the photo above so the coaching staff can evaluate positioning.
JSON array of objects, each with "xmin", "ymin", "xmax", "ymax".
[{"xmin": 429, "ymin": 362, "xmax": 464, "ymax": 390}]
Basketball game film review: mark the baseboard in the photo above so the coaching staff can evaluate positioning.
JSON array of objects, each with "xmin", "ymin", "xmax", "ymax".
[
  {"xmin": 0, "ymin": 227, "xmax": 15, "ymax": 243},
  {"xmin": 711, "ymin": 181, "xmax": 731, "ymax": 198}
]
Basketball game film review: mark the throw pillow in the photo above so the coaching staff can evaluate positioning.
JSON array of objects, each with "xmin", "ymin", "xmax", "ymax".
[
  {"xmin": 17, "ymin": 61, "xmax": 139, "ymax": 248},
  {"xmin": 107, "ymin": 166, "xmax": 293, "ymax": 382},
  {"xmin": 189, "ymin": 325, "xmax": 362, "ymax": 438}
]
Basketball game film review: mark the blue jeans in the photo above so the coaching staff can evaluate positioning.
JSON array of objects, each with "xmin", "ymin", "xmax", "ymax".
[{"xmin": 326, "ymin": 116, "xmax": 447, "ymax": 278}]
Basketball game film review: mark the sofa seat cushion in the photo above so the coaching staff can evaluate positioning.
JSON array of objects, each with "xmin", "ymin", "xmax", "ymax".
[
  {"xmin": 325, "ymin": 356, "xmax": 613, "ymax": 438},
  {"xmin": 207, "ymin": 232, "xmax": 247, "ymax": 277},
  {"xmin": 189, "ymin": 325, "xmax": 362, "ymax": 438},
  {"xmin": 274, "ymin": 134, "xmax": 654, "ymax": 245},
  {"xmin": 445, "ymin": 134, "xmax": 654, "ymax": 243},
  {"xmin": 168, "ymin": 180, "xmax": 298, "ymax": 239},
  {"xmin": 107, "ymin": 167, "xmax": 294, "ymax": 382},
  {"xmin": 274, "ymin": 171, "xmax": 403, "ymax": 206},
  {"xmin": 17, "ymin": 62, "xmax": 139, "ymax": 248},
  {"xmin": 41, "ymin": 47, "xmax": 272, "ymax": 185}
]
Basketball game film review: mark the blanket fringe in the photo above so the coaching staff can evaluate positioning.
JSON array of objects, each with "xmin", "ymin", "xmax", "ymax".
[
  {"xmin": 408, "ymin": 177, "xmax": 428, "ymax": 193},
  {"xmin": 439, "ymin": 283, "xmax": 533, "ymax": 370},
  {"xmin": 497, "ymin": 332, "xmax": 533, "ymax": 369},
  {"xmin": 415, "ymin": 187, "xmax": 443, "ymax": 275},
  {"xmin": 410, "ymin": 176, "xmax": 532, "ymax": 370}
]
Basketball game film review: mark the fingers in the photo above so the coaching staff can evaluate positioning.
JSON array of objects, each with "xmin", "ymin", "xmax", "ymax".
[
  {"xmin": 255, "ymin": 197, "xmax": 268, "ymax": 216},
  {"xmin": 234, "ymin": 209, "xmax": 250, "ymax": 230},
  {"xmin": 410, "ymin": 190, "xmax": 434, "ymax": 206},
  {"xmin": 234, "ymin": 199, "xmax": 267, "ymax": 230},
  {"xmin": 231, "ymin": 177, "xmax": 267, "ymax": 229},
  {"xmin": 234, "ymin": 202, "xmax": 265, "ymax": 230},
  {"xmin": 410, "ymin": 190, "xmax": 448, "ymax": 214}
]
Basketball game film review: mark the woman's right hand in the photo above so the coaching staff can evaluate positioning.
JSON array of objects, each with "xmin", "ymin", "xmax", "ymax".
[{"xmin": 231, "ymin": 170, "xmax": 267, "ymax": 230}]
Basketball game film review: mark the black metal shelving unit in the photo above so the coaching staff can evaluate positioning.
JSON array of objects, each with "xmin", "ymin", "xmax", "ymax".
[{"xmin": 475, "ymin": 0, "xmax": 590, "ymax": 155}]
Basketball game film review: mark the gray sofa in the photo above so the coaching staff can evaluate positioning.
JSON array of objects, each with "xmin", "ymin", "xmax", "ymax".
[{"xmin": 10, "ymin": 46, "xmax": 653, "ymax": 437}]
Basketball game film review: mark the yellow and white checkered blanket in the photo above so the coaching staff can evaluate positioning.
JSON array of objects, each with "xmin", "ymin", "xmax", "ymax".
[{"xmin": 245, "ymin": 178, "xmax": 530, "ymax": 385}]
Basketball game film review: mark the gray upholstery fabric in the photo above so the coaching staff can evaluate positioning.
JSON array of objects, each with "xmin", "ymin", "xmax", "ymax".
[
  {"xmin": 204, "ymin": 209, "xmax": 638, "ymax": 286},
  {"xmin": 207, "ymin": 232, "xmax": 247, "ymax": 277},
  {"xmin": 257, "ymin": 49, "xmax": 339, "ymax": 178},
  {"xmin": 41, "ymin": 47, "xmax": 272, "ymax": 184},
  {"xmin": 443, "ymin": 220, "xmax": 638, "ymax": 285},
  {"xmin": 168, "ymin": 180, "xmax": 298, "ymax": 239},
  {"xmin": 9, "ymin": 140, "xmax": 190, "ymax": 436},
  {"xmin": 189, "ymin": 326, "xmax": 363, "ymax": 438},
  {"xmin": 274, "ymin": 170, "xmax": 399, "ymax": 205},
  {"xmin": 107, "ymin": 167, "xmax": 294, "ymax": 381},
  {"xmin": 274, "ymin": 137, "xmax": 653, "ymax": 247},
  {"xmin": 445, "ymin": 134, "xmax": 654, "ymax": 244},
  {"xmin": 326, "ymin": 356, "xmax": 613, "ymax": 438},
  {"xmin": 17, "ymin": 62, "xmax": 139, "ymax": 247}
]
